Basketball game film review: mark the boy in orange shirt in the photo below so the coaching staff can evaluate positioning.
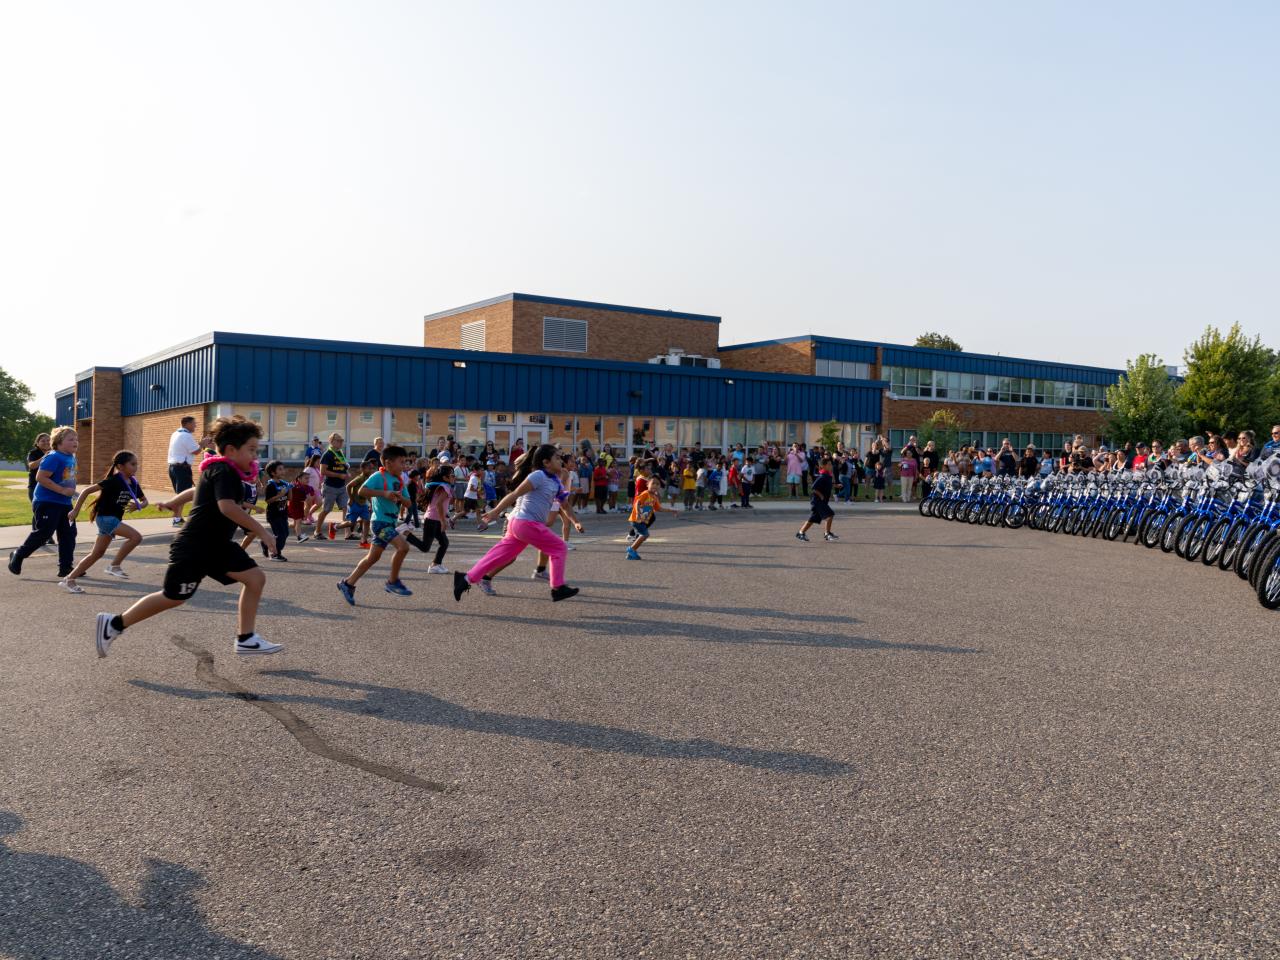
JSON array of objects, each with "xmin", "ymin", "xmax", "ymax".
[{"xmin": 627, "ymin": 476, "xmax": 676, "ymax": 560}]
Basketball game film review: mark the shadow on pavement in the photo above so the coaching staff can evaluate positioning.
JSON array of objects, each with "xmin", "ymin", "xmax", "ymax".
[
  {"xmin": 440, "ymin": 611, "xmax": 977, "ymax": 655},
  {"xmin": 133, "ymin": 672, "xmax": 855, "ymax": 777},
  {"xmin": 0, "ymin": 811, "xmax": 282, "ymax": 960}
]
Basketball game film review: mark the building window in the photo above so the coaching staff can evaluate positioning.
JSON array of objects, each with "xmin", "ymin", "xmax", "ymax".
[
  {"xmin": 543, "ymin": 316, "xmax": 588, "ymax": 353},
  {"xmin": 460, "ymin": 320, "xmax": 486, "ymax": 351}
]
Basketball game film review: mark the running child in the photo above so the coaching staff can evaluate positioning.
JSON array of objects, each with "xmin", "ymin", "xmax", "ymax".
[
  {"xmin": 405, "ymin": 460, "xmax": 452, "ymax": 573},
  {"xmin": 93, "ymin": 416, "xmax": 282, "ymax": 658},
  {"xmin": 9, "ymin": 426, "xmax": 79, "ymax": 581},
  {"xmin": 261, "ymin": 460, "xmax": 291, "ymax": 561},
  {"xmin": 288, "ymin": 466, "xmax": 313, "ymax": 541},
  {"xmin": 340, "ymin": 461, "xmax": 376, "ymax": 542},
  {"xmin": 454, "ymin": 444, "xmax": 582, "ymax": 603},
  {"xmin": 797, "ymin": 457, "xmax": 838, "ymax": 542},
  {"xmin": 483, "ymin": 462, "xmax": 497, "ymax": 509},
  {"xmin": 464, "ymin": 463, "xmax": 483, "ymax": 524},
  {"xmin": 627, "ymin": 476, "xmax": 676, "ymax": 560},
  {"xmin": 60, "ymin": 450, "xmax": 147, "ymax": 592},
  {"xmin": 336, "ymin": 445, "xmax": 414, "ymax": 604}
]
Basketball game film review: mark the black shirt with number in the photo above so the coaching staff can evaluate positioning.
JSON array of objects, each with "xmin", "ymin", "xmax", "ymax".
[
  {"xmin": 174, "ymin": 463, "xmax": 244, "ymax": 551},
  {"xmin": 96, "ymin": 473, "xmax": 141, "ymax": 520}
]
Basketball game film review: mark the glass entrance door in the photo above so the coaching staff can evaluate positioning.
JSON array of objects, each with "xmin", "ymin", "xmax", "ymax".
[
  {"xmin": 523, "ymin": 428, "xmax": 545, "ymax": 449},
  {"xmin": 488, "ymin": 425, "xmax": 514, "ymax": 456}
]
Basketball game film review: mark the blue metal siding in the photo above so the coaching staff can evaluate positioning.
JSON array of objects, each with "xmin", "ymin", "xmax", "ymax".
[
  {"xmin": 814, "ymin": 341, "xmax": 877, "ymax": 364},
  {"xmin": 879, "ymin": 345, "xmax": 1121, "ymax": 385},
  {"xmin": 55, "ymin": 389, "xmax": 75, "ymax": 426},
  {"xmin": 209, "ymin": 338, "xmax": 883, "ymax": 424},
  {"xmin": 75, "ymin": 378, "xmax": 93, "ymax": 420},
  {"xmin": 121, "ymin": 345, "xmax": 217, "ymax": 415}
]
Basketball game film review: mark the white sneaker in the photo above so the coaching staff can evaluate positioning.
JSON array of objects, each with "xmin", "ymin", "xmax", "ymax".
[
  {"xmin": 94, "ymin": 613, "xmax": 121, "ymax": 658},
  {"xmin": 531, "ymin": 569, "xmax": 549, "ymax": 581},
  {"xmin": 106, "ymin": 566, "xmax": 129, "ymax": 579},
  {"xmin": 477, "ymin": 579, "xmax": 497, "ymax": 596},
  {"xmin": 565, "ymin": 542, "xmax": 575, "ymax": 551},
  {"xmin": 427, "ymin": 564, "xmax": 449, "ymax": 574},
  {"xmin": 58, "ymin": 578, "xmax": 85, "ymax": 594},
  {"xmin": 235, "ymin": 634, "xmax": 283, "ymax": 656}
]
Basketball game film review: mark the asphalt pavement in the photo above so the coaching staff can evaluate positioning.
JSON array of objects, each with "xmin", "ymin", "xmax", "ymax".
[{"xmin": 1, "ymin": 509, "xmax": 1277, "ymax": 959}]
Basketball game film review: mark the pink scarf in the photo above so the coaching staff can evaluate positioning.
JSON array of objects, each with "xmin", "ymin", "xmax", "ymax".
[{"xmin": 199, "ymin": 454, "xmax": 259, "ymax": 483}]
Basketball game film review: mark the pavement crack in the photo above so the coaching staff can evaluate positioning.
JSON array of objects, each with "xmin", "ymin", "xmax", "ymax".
[{"xmin": 170, "ymin": 636, "xmax": 447, "ymax": 793}]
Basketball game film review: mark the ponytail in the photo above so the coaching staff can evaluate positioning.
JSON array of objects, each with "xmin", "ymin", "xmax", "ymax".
[
  {"xmin": 509, "ymin": 444, "xmax": 560, "ymax": 488},
  {"xmin": 90, "ymin": 450, "xmax": 137, "ymax": 521}
]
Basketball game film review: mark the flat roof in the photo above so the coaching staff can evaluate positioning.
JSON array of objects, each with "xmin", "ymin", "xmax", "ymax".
[
  {"xmin": 719, "ymin": 334, "xmax": 1123, "ymax": 377},
  {"xmin": 423, "ymin": 293, "xmax": 721, "ymax": 325}
]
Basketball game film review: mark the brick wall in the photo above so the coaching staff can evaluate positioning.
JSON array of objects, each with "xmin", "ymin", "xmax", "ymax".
[
  {"xmin": 884, "ymin": 397, "xmax": 1106, "ymax": 443},
  {"xmin": 718, "ymin": 341, "xmax": 815, "ymax": 375},
  {"xmin": 123, "ymin": 405, "xmax": 210, "ymax": 494},
  {"xmin": 87, "ymin": 371, "xmax": 124, "ymax": 484},
  {"xmin": 509, "ymin": 300, "xmax": 721, "ymax": 363},
  {"xmin": 422, "ymin": 300, "xmax": 515, "ymax": 352}
]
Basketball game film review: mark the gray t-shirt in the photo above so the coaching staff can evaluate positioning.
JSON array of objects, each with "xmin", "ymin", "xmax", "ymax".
[{"xmin": 510, "ymin": 469, "xmax": 563, "ymax": 523}]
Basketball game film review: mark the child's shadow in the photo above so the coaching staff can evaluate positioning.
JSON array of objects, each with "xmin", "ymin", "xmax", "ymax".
[
  {"xmin": 135, "ymin": 671, "xmax": 856, "ymax": 777},
  {"xmin": 0, "ymin": 811, "xmax": 282, "ymax": 959}
]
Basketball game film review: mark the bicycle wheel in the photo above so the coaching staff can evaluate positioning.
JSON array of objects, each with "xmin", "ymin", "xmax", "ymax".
[
  {"xmin": 1235, "ymin": 524, "xmax": 1272, "ymax": 579},
  {"xmin": 1004, "ymin": 502, "xmax": 1026, "ymax": 530},
  {"xmin": 1103, "ymin": 507, "xmax": 1125, "ymax": 542},
  {"xmin": 1201, "ymin": 517, "xmax": 1231, "ymax": 567},
  {"xmin": 1140, "ymin": 512, "xmax": 1167, "ymax": 549},
  {"xmin": 1216, "ymin": 519, "xmax": 1248, "ymax": 571},
  {"xmin": 1256, "ymin": 536, "xmax": 1280, "ymax": 609},
  {"xmin": 1186, "ymin": 515, "xmax": 1215, "ymax": 562},
  {"xmin": 1250, "ymin": 532, "xmax": 1280, "ymax": 592},
  {"xmin": 1161, "ymin": 514, "xmax": 1184, "ymax": 553}
]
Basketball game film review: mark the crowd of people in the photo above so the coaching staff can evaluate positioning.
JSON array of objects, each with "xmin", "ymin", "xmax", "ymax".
[{"xmin": 13, "ymin": 414, "xmax": 1277, "ymax": 659}]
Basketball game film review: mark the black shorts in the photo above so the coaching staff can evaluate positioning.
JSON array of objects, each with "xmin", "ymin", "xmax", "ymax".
[
  {"xmin": 808, "ymin": 500, "xmax": 835, "ymax": 524},
  {"xmin": 163, "ymin": 537, "xmax": 257, "ymax": 600},
  {"xmin": 168, "ymin": 463, "xmax": 194, "ymax": 494}
]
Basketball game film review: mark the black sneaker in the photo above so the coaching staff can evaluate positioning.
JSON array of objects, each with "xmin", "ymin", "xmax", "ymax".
[
  {"xmin": 824, "ymin": 532, "xmax": 839, "ymax": 541},
  {"xmin": 261, "ymin": 542, "xmax": 270, "ymax": 559},
  {"xmin": 551, "ymin": 585, "xmax": 579, "ymax": 602},
  {"xmin": 795, "ymin": 532, "xmax": 809, "ymax": 542},
  {"xmin": 8, "ymin": 551, "xmax": 22, "ymax": 575},
  {"xmin": 452, "ymin": 571, "xmax": 470, "ymax": 602}
]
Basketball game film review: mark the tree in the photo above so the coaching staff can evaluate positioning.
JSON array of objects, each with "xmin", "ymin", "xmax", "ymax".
[
  {"xmin": 0, "ymin": 367, "xmax": 55, "ymax": 462},
  {"xmin": 916, "ymin": 408, "xmax": 965, "ymax": 454},
  {"xmin": 819, "ymin": 419, "xmax": 841, "ymax": 452},
  {"xmin": 1104, "ymin": 354, "xmax": 1184, "ymax": 446},
  {"xmin": 915, "ymin": 332, "xmax": 963, "ymax": 352},
  {"xmin": 1177, "ymin": 324, "xmax": 1273, "ymax": 435}
]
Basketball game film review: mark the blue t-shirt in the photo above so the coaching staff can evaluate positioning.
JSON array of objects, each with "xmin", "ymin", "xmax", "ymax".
[
  {"xmin": 32, "ymin": 451, "xmax": 76, "ymax": 506},
  {"xmin": 361, "ymin": 470, "xmax": 402, "ymax": 524}
]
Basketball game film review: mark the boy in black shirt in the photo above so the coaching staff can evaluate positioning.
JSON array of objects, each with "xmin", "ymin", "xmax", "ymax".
[
  {"xmin": 796, "ymin": 458, "xmax": 838, "ymax": 542},
  {"xmin": 93, "ymin": 416, "xmax": 283, "ymax": 659}
]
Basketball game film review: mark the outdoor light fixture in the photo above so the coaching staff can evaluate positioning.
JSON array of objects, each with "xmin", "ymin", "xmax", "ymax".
[
  {"xmin": 628, "ymin": 389, "xmax": 642, "ymax": 399},
  {"xmin": 724, "ymin": 378, "xmax": 735, "ymax": 385},
  {"xmin": 452, "ymin": 360, "xmax": 467, "ymax": 369},
  {"xmin": 149, "ymin": 383, "xmax": 164, "ymax": 391}
]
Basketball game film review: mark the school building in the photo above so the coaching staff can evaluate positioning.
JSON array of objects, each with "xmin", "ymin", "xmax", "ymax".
[{"xmin": 55, "ymin": 292, "xmax": 1121, "ymax": 492}]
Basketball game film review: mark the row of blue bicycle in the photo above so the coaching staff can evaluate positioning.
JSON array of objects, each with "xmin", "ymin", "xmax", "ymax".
[{"xmin": 918, "ymin": 453, "xmax": 1280, "ymax": 610}]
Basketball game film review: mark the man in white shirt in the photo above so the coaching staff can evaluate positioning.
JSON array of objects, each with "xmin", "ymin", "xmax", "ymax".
[{"xmin": 166, "ymin": 416, "xmax": 202, "ymax": 526}]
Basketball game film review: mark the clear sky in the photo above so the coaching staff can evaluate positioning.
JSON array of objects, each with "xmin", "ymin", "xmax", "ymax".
[{"xmin": 3, "ymin": 1, "xmax": 1276, "ymax": 413}]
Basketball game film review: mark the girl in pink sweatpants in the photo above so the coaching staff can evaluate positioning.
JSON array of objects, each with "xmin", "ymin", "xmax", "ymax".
[{"xmin": 453, "ymin": 445, "xmax": 584, "ymax": 603}]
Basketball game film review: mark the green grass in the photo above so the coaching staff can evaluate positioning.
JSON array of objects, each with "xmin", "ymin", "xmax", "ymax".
[{"xmin": 0, "ymin": 478, "xmax": 176, "ymax": 528}]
